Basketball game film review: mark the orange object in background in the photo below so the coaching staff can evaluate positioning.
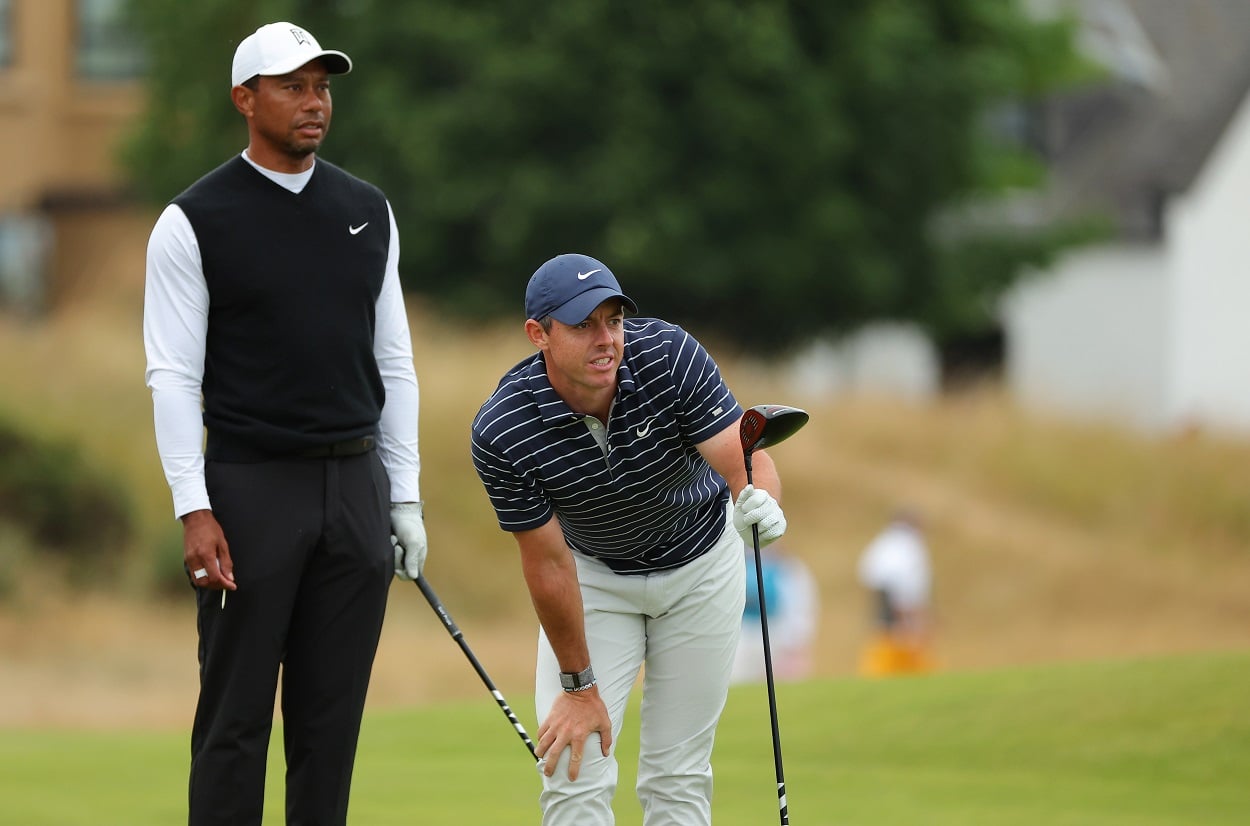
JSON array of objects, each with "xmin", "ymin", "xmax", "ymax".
[{"xmin": 858, "ymin": 634, "xmax": 935, "ymax": 677}]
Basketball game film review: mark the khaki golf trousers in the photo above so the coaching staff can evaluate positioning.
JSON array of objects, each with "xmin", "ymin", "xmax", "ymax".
[{"xmin": 535, "ymin": 507, "xmax": 746, "ymax": 825}]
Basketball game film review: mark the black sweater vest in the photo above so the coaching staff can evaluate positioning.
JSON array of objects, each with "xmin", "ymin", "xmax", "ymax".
[{"xmin": 173, "ymin": 156, "xmax": 391, "ymax": 458}]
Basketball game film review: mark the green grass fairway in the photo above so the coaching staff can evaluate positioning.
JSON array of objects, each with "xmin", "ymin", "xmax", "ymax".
[{"xmin": 2, "ymin": 650, "xmax": 1246, "ymax": 824}]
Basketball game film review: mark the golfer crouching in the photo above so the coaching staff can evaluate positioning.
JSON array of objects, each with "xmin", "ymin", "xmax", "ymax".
[{"xmin": 470, "ymin": 253, "xmax": 791, "ymax": 824}]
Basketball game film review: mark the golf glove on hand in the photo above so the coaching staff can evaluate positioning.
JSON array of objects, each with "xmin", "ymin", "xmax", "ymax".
[
  {"xmin": 390, "ymin": 501, "xmax": 427, "ymax": 581},
  {"xmin": 733, "ymin": 484, "xmax": 787, "ymax": 547}
]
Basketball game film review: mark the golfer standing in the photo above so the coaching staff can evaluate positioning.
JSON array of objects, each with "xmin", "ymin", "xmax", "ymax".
[
  {"xmin": 143, "ymin": 22, "xmax": 427, "ymax": 825},
  {"xmin": 471, "ymin": 253, "xmax": 791, "ymax": 825}
]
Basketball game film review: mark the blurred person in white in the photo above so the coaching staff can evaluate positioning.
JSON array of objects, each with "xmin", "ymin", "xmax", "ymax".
[
  {"xmin": 731, "ymin": 541, "xmax": 819, "ymax": 684},
  {"xmin": 857, "ymin": 508, "xmax": 935, "ymax": 675}
]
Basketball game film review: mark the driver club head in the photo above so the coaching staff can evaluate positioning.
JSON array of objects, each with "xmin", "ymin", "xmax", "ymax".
[{"xmin": 739, "ymin": 404, "xmax": 809, "ymax": 455}]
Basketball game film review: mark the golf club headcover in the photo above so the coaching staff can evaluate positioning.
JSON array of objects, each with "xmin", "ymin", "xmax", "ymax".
[
  {"xmin": 733, "ymin": 484, "xmax": 786, "ymax": 547},
  {"xmin": 390, "ymin": 501, "xmax": 428, "ymax": 580}
]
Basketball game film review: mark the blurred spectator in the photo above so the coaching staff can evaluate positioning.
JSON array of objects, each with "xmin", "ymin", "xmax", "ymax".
[
  {"xmin": 732, "ymin": 542, "xmax": 819, "ymax": 684},
  {"xmin": 857, "ymin": 508, "xmax": 935, "ymax": 676}
]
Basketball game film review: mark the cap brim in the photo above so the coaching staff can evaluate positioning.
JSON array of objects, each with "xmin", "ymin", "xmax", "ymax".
[
  {"xmin": 319, "ymin": 52, "xmax": 353, "ymax": 75},
  {"xmin": 548, "ymin": 288, "xmax": 638, "ymax": 325},
  {"xmin": 261, "ymin": 50, "xmax": 352, "ymax": 80},
  {"xmin": 246, "ymin": 49, "xmax": 352, "ymax": 84}
]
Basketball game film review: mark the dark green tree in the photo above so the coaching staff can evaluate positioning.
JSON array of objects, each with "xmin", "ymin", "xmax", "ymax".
[{"xmin": 123, "ymin": 0, "xmax": 1096, "ymax": 353}]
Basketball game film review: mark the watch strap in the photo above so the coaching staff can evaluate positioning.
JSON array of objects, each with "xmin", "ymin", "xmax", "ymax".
[{"xmin": 560, "ymin": 665, "xmax": 596, "ymax": 692}]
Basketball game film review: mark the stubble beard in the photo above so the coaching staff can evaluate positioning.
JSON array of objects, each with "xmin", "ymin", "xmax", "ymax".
[
  {"xmin": 284, "ymin": 136, "xmax": 321, "ymax": 160},
  {"xmin": 282, "ymin": 120, "xmax": 328, "ymax": 160}
]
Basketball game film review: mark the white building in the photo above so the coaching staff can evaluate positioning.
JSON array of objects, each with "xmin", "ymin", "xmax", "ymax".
[{"xmin": 1001, "ymin": 0, "xmax": 1250, "ymax": 435}]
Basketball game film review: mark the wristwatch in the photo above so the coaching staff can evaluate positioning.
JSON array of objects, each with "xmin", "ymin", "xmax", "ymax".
[{"xmin": 560, "ymin": 665, "xmax": 596, "ymax": 692}]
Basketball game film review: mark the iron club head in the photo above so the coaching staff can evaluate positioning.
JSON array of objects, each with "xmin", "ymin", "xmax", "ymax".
[{"xmin": 739, "ymin": 404, "xmax": 809, "ymax": 456}]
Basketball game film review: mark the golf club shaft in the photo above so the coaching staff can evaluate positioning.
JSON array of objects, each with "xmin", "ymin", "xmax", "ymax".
[
  {"xmin": 746, "ymin": 459, "xmax": 790, "ymax": 825},
  {"xmin": 415, "ymin": 576, "xmax": 539, "ymax": 761}
]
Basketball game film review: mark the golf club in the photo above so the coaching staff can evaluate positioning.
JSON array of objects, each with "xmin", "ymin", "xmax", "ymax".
[
  {"xmin": 739, "ymin": 404, "xmax": 809, "ymax": 826},
  {"xmin": 414, "ymin": 576, "xmax": 539, "ymax": 761}
]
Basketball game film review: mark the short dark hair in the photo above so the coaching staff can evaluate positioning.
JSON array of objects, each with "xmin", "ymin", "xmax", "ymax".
[{"xmin": 242, "ymin": 75, "xmax": 260, "ymax": 91}]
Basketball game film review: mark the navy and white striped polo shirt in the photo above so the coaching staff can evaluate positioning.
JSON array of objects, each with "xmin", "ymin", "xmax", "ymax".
[{"xmin": 470, "ymin": 318, "xmax": 743, "ymax": 574}]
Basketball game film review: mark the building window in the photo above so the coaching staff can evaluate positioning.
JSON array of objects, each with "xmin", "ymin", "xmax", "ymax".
[
  {"xmin": 0, "ymin": 214, "xmax": 53, "ymax": 316},
  {"xmin": 76, "ymin": 0, "xmax": 145, "ymax": 80},
  {"xmin": 0, "ymin": 0, "xmax": 13, "ymax": 70}
]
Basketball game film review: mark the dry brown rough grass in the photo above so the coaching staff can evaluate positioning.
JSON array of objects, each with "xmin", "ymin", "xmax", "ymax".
[{"xmin": 3, "ymin": 281, "xmax": 1249, "ymax": 730}]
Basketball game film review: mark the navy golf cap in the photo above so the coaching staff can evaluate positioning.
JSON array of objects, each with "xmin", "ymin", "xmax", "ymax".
[{"xmin": 524, "ymin": 253, "xmax": 638, "ymax": 325}]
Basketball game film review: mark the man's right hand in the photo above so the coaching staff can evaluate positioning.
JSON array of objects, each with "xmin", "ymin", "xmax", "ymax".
[
  {"xmin": 535, "ymin": 686, "xmax": 613, "ymax": 781},
  {"xmin": 181, "ymin": 509, "xmax": 237, "ymax": 591}
]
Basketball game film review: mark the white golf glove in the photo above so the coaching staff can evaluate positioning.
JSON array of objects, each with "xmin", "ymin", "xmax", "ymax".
[
  {"xmin": 390, "ymin": 501, "xmax": 427, "ymax": 581},
  {"xmin": 733, "ymin": 485, "xmax": 787, "ymax": 547}
]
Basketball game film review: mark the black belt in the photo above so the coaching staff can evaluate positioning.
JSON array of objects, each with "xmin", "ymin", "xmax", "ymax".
[
  {"xmin": 294, "ymin": 435, "xmax": 377, "ymax": 458},
  {"xmin": 204, "ymin": 431, "xmax": 378, "ymax": 462}
]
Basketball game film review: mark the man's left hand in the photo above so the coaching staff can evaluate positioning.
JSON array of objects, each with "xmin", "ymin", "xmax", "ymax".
[
  {"xmin": 733, "ymin": 484, "xmax": 786, "ymax": 546},
  {"xmin": 390, "ymin": 501, "xmax": 427, "ymax": 580}
]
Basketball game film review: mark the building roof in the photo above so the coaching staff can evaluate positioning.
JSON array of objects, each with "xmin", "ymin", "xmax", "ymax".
[{"xmin": 1040, "ymin": 0, "xmax": 1250, "ymax": 239}]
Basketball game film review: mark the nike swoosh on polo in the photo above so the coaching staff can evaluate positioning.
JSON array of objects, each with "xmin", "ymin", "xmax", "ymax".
[
  {"xmin": 349, "ymin": 222, "xmax": 369, "ymax": 235},
  {"xmin": 635, "ymin": 421, "xmax": 652, "ymax": 438},
  {"xmin": 577, "ymin": 268, "xmax": 602, "ymax": 280}
]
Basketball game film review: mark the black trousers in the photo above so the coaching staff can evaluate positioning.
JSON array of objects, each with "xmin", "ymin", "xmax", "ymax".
[{"xmin": 188, "ymin": 451, "xmax": 393, "ymax": 826}]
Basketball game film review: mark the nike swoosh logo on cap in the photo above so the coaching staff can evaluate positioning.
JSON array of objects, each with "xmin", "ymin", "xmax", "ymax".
[
  {"xmin": 577, "ymin": 268, "xmax": 602, "ymax": 280},
  {"xmin": 349, "ymin": 222, "xmax": 369, "ymax": 235}
]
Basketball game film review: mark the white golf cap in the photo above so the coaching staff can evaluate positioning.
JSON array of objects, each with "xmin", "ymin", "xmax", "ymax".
[{"xmin": 230, "ymin": 22, "xmax": 352, "ymax": 88}]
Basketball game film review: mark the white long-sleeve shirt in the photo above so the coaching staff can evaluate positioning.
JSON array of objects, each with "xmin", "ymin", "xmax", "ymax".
[
  {"xmin": 143, "ymin": 153, "xmax": 421, "ymax": 518},
  {"xmin": 858, "ymin": 521, "xmax": 931, "ymax": 610}
]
